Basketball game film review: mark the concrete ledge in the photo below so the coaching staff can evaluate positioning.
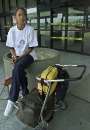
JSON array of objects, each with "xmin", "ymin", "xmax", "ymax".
[{"xmin": 3, "ymin": 47, "xmax": 60, "ymax": 91}]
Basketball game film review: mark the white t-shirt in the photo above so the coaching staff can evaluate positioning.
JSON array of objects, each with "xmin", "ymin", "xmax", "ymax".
[{"xmin": 6, "ymin": 24, "xmax": 38, "ymax": 60}]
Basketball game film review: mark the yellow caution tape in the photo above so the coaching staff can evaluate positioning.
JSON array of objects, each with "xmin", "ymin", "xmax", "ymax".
[
  {"xmin": 4, "ymin": 25, "xmax": 11, "ymax": 28},
  {"xmin": 51, "ymin": 36, "xmax": 82, "ymax": 41}
]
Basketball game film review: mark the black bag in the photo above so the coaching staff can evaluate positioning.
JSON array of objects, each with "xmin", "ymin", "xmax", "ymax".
[{"xmin": 56, "ymin": 68, "xmax": 70, "ymax": 102}]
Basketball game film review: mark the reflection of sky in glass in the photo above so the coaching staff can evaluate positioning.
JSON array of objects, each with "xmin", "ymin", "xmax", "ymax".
[
  {"xmin": 27, "ymin": 8, "xmax": 85, "ymax": 26},
  {"xmin": 27, "ymin": 7, "xmax": 37, "ymax": 14},
  {"xmin": 88, "ymin": 15, "xmax": 90, "ymax": 18}
]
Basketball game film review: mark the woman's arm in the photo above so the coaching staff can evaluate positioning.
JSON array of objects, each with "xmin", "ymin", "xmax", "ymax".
[
  {"xmin": 10, "ymin": 47, "xmax": 17, "ymax": 63},
  {"xmin": 10, "ymin": 48, "xmax": 16, "ymax": 57},
  {"xmin": 20, "ymin": 47, "xmax": 33, "ymax": 58}
]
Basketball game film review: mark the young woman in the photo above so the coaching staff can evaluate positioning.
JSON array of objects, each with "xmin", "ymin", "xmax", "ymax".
[{"xmin": 4, "ymin": 7, "xmax": 38, "ymax": 117}]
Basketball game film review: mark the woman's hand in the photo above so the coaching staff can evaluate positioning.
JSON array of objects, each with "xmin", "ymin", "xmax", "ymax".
[
  {"xmin": 10, "ymin": 48, "xmax": 17, "ymax": 64},
  {"xmin": 11, "ymin": 55, "xmax": 17, "ymax": 64}
]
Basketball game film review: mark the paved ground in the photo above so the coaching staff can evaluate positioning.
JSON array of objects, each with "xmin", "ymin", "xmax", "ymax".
[{"xmin": 0, "ymin": 43, "xmax": 90, "ymax": 130}]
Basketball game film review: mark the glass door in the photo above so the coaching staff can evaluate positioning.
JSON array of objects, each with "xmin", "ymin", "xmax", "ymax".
[
  {"xmin": 83, "ymin": 7, "xmax": 90, "ymax": 55},
  {"xmin": 67, "ymin": 8, "xmax": 84, "ymax": 53}
]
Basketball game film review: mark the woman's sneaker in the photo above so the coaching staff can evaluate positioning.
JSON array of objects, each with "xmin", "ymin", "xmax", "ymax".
[{"xmin": 4, "ymin": 100, "xmax": 18, "ymax": 117}]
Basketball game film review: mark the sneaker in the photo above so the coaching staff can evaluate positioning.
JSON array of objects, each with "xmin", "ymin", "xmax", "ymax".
[
  {"xmin": 19, "ymin": 90, "xmax": 23, "ymax": 99},
  {"xmin": 4, "ymin": 100, "xmax": 15, "ymax": 117}
]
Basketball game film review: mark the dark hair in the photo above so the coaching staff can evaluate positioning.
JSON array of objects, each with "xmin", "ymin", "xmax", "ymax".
[{"xmin": 15, "ymin": 7, "xmax": 27, "ymax": 18}]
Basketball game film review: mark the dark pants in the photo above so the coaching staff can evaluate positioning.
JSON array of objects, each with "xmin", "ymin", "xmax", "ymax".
[{"xmin": 9, "ymin": 54, "xmax": 34, "ymax": 102}]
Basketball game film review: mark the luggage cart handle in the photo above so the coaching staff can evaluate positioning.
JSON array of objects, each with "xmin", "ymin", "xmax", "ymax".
[
  {"xmin": 76, "ymin": 65, "xmax": 86, "ymax": 80},
  {"xmin": 55, "ymin": 64, "xmax": 86, "ymax": 81},
  {"xmin": 36, "ymin": 64, "xmax": 86, "ymax": 123},
  {"xmin": 55, "ymin": 64, "xmax": 86, "ymax": 68},
  {"xmin": 36, "ymin": 64, "xmax": 86, "ymax": 83}
]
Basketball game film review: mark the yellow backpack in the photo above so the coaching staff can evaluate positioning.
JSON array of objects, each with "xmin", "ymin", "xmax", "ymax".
[{"xmin": 37, "ymin": 66, "xmax": 58, "ymax": 95}]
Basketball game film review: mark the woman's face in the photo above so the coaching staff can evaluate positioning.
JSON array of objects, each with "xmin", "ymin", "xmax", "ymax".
[{"xmin": 16, "ymin": 9, "xmax": 26, "ymax": 26}]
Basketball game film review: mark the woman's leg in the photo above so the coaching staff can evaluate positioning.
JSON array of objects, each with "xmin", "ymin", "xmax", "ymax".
[{"xmin": 9, "ymin": 54, "xmax": 34, "ymax": 102}]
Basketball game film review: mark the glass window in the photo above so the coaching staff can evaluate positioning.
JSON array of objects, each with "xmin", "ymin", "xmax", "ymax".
[
  {"xmin": 5, "ymin": 0, "xmax": 9, "ymax": 12},
  {"xmin": 0, "ymin": 0, "xmax": 2, "ymax": 13},
  {"xmin": 0, "ymin": 17, "xmax": 6, "ymax": 42},
  {"xmin": 27, "ymin": 7, "xmax": 37, "ymax": 29},
  {"xmin": 17, "ymin": 0, "xmax": 25, "ymax": 7},
  {"xmin": 67, "ymin": 8, "xmax": 84, "ymax": 52},
  {"xmin": 10, "ymin": 0, "xmax": 16, "ymax": 12},
  {"xmin": 27, "ymin": 0, "xmax": 36, "ymax": 8}
]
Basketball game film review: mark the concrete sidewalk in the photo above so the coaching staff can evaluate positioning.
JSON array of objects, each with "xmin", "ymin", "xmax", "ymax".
[{"xmin": 0, "ymin": 43, "xmax": 90, "ymax": 130}]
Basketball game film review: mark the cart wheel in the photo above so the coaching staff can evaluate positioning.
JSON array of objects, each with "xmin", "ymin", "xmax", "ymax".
[
  {"xmin": 45, "ymin": 110, "xmax": 54, "ymax": 122},
  {"xmin": 34, "ymin": 120, "xmax": 48, "ymax": 130}
]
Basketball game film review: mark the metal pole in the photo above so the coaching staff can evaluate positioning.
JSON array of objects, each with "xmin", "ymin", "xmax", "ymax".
[{"xmin": 25, "ymin": 0, "xmax": 27, "ymax": 8}]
